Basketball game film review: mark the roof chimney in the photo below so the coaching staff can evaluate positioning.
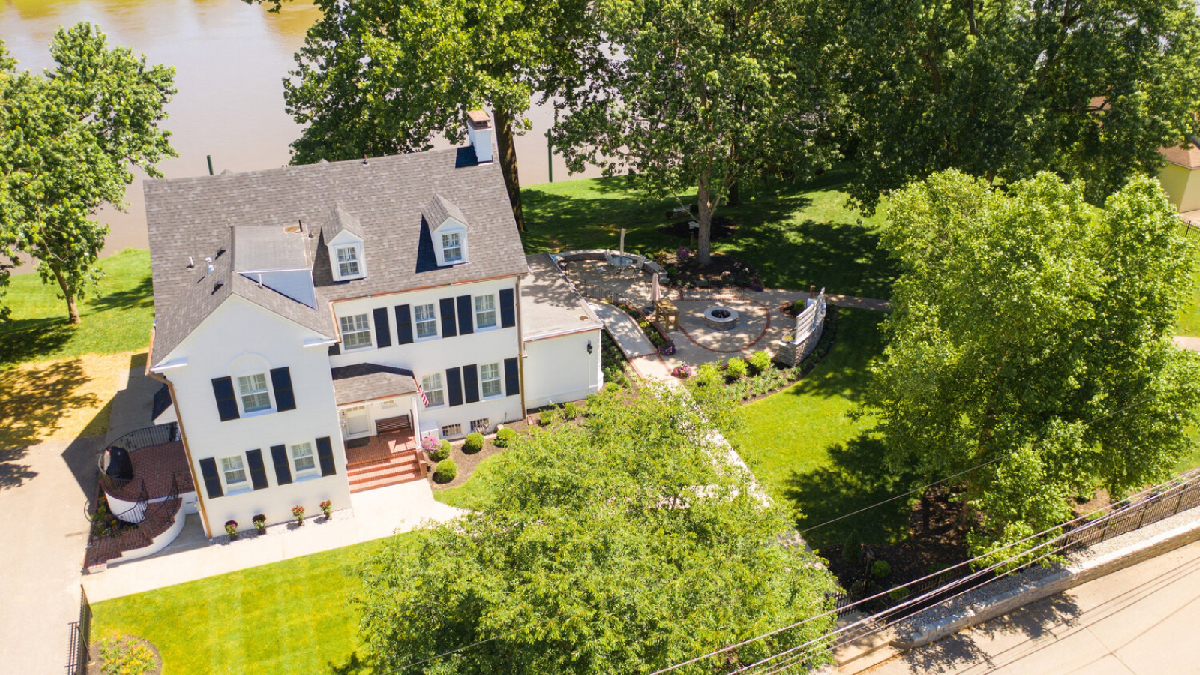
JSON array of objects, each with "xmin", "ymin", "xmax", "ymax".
[{"xmin": 466, "ymin": 109, "xmax": 493, "ymax": 164}]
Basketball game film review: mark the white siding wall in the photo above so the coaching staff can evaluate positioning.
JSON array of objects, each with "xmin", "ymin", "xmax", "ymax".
[
  {"xmin": 162, "ymin": 297, "xmax": 349, "ymax": 536},
  {"xmin": 329, "ymin": 277, "xmax": 524, "ymax": 435},
  {"xmin": 524, "ymin": 329, "xmax": 603, "ymax": 408}
]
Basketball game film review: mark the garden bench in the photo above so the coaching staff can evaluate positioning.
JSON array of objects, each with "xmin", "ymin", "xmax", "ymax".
[{"xmin": 375, "ymin": 415, "xmax": 412, "ymax": 435}]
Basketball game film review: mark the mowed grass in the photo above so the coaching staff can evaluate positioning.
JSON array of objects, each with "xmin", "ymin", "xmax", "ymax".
[
  {"xmin": 523, "ymin": 167, "xmax": 897, "ymax": 299},
  {"xmin": 92, "ymin": 535, "xmax": 415, "ymax": 674},
  {"xmin": 730, "ymin": 308, "xmax": 912, "ymax": 550},
  {"xmin": 0, "ymin": 248, "xmax": 153, "ymax": 368}
]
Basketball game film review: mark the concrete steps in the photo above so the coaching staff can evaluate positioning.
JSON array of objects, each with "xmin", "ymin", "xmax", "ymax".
[{"xmin": 347, "ymin": 452, "xmax": 423, "ymax": 493}]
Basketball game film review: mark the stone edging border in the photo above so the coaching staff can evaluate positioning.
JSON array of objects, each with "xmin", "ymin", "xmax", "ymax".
[{"xmin": 891, "ymin": 505, "xmax": 1200, "ymax": 650}]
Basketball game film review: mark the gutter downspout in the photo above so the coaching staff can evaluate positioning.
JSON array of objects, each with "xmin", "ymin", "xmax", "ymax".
[
  {"xmin": 515, "ymin": 275, "xmax": 528, "ymax": 416},
  {"xmin": 145, "ymin": 326, "xmax": 213, "ymax": 539}
]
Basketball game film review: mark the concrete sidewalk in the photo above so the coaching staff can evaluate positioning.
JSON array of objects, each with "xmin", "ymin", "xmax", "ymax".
[
  {"xmin": 859, "ymin": 539, "xmax": 1200, "ymax": 675},
  {"xmin": 83, "ymin": 480, "xmax": 463, "ymax": 602},
  {"xmin": 589, "ymin": 299, "xmax": 657, "ymax": 358}
]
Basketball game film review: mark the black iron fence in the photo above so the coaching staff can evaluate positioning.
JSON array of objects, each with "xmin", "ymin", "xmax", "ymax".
[
  {"xmin": 97, "ymin": 423, "xmax": 180, "ymax": 493},
  {"xmin": 831, "ymin": 469, "xmax": 1200, "ymax": 620},
  {"xmin": 66, "ymin": 586, "xmax": 90, "ymax": 674},
  {"xmin": 85, "ymin": 473, "xmax": 186, "ymax": 570}
]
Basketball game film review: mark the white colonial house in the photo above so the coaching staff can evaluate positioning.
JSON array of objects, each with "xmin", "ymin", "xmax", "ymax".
[{"xmin": 139, "ymin": 112, "xmax": 603, "ymax": 539}]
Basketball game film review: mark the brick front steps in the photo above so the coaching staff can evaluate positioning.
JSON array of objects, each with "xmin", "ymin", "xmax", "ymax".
[{"xmin": 347, "ymin": 451, "xmax": 424, "ymax": 493}]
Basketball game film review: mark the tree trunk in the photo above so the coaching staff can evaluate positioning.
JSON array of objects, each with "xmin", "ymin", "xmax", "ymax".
[
  {"xmin": 492, "ymin": 107, "xmax": 526, "ymax": 232},
  {"xmin": 51, "ymin": 265, "xmax": 80, "ymax": 325},
  {"xmin": 728, "ymin": 178, "xmax": 741, "ymax": 207},
  {"xmin": 696, "ymin": 175, "xmax": 715, "ymax": 265}
]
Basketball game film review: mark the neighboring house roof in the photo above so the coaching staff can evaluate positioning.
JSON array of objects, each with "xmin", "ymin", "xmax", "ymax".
[
  {"xmin": 1159, "ymin": 138, "xmax": 1200, "ymax": 170},
  {"xmin": 520, "ymin": 253, "xmax": 603, "ymax": 340},
  {"xmin": 330, "ymin": 363, "xmax": 418, "ymax": 405},
  {"xmin": 146, "ymin": 146, "xmax": 526, "ymax": 366}
]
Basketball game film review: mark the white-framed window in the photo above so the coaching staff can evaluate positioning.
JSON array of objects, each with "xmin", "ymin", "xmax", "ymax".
[
  {"xmin": 221, "ymin": 455, "xmax": 249, "ymax": 492},
  {"xmin": 442, "ymin": 232, "xmax": 463, "ymax": 263},
  {"xmin": 470, "ymin": 418, "xmax": 490, "ymax": 433},
  {"xmin": 422, "ymin": 373, "xmax": 445, "ymax": 407},
  {"xmin": 480, "ymin": 362, "xmax": 502, "ymax": 398},
  {"xmin": 441, "ymin": 423, "xmax": 463, "ymax": 437},
  {"xmin": 290, "ymin": 442, "xmax": 317, "ymax": 476},
  {"xmin": 237, "ymin": 373, "xmax": 272, "ymax": 413},
  {"xmin": 475, "ymin": 294, "xmax": 497, "ymax": 329},
  {"xmin": 340, "ymin": 313, "xmax": 372, "ymax": 349},
  {"xmin": 335, "ymin": 245, "xmax": 361, "ymax": 278},
  {"xmin": 414, "ymin": 303, "xmax": 438, "ymax": 339}
]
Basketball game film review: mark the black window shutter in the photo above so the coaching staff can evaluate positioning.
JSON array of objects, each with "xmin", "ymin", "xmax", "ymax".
[
  {"xmin": 505, "ymin": 357, "xmax": 520, "ymax": 397},
  {"xmin": 373, "ymin": 307, "xmax": 392, "ymax": 348},
  {"xmin": 439, "ymin": 298, "xmax": 458, "ymax": 337},
  {"xmin": 246, "ymin": 449, "xmax": 269, "ymax": 490},
  {"xmin": 328, "ymin": 343, "xmax": 341, "ymax": 356},
  {"xmin": 395, "ymin": 304, "xmax": 413, "ymax": 344},
  {"xmin": 270, "ymin": 445, "xmax": 292, "ymax": 485},
  {"xmin": 270, "ymin": 367, "xmax": 295, "ymax": 412},
  {"xmin": 463, "ymin": 364, "xmax": 480, "ymax": 403},
  {"xmin": 316, "ymin": 436, "xmax": 337, "ymax": 476},
  {"xmin": 446, "ymin": 367, "xmax": 464, "ymax": 406},
  {"xmin": 211, "ymin": 377, "xmax": 240, "ymax": 421},
  {"xmin": 500, "ymin": 288, "xmax": 516, "ymax": 328},
  {"xmin": 456, "ymin": 295, "xmax": 474, "ymax": 335},
  {"xmin": 199, "ymin": 457, "xmax": 223, "ymax": 498}
]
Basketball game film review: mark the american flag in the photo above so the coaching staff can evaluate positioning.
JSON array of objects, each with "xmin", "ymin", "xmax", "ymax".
[{"xmin": 417, "ymin": 381, "xmax": 429, "ymax": 406}]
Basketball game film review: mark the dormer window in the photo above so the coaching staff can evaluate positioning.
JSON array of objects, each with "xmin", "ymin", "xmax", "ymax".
[
  {"xmin": 442, "ymin": 233, "xmax": 463, "ymax": 263},
  {"xmin": 336, "ymin": 245, "xmax": 361, "ymax": 277}
]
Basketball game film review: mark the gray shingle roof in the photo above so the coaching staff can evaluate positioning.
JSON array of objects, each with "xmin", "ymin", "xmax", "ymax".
[
  {"xmin": 146, "ymin": 146, "xmax": 526, "ymax": 366},
  {"xmin": 330, "ymin": 363, "xmax": 417, "ymax": 405},
  {"xmin": 322, "ymin": 203, "xmax": 364, "ymax": 243},
  {"xmin": 232, "ymin": 226, "xmax": 309, "ymax": 272},
  {"xmin": 520, "ymin": 253, "xmax": 603, "ymax": 340},
  {"xmin": 422, "ymin": 194, "xmax": 469, "ymax": 229}
]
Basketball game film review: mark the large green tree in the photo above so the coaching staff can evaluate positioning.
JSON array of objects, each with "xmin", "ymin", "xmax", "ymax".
[
  {"xmin": 0, "ymin": 24, "xmax": 175, "ymax": 323},
  {"xmin": 554, "ymin": 0, "xmax": 843, "ymax": 265},
  {"xmin": 356, "ymin": 384, "xmax": 835, "ymax": 674},
  {"xmin": 868, "ymin": 170, "xmax": 1200, "ymax": 559},
  {"xmin": 838, "ymin": 0, "xmax": 1200, "ymax": 211},
  {"xmin": 267, "ymin": 0, "xmax": 592, "ymax": 232}
]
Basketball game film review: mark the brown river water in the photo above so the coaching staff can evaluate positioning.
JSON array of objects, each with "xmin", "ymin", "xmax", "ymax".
[{"xmin": 0, "ymin": 0, "xmax": 599, "ymax": 270}]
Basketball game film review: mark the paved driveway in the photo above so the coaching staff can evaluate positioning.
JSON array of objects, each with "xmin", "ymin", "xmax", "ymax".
[
  {"xmin": 861, "ymin": 539, "xmax": 1200, "ymax": 675},
  {"xmin": 0, "ymin": 436, "xmax": 100, "ymax": 675}
]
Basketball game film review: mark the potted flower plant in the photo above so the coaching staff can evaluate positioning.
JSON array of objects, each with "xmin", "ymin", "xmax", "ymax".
[
  {"xmin": 320, "ymin": 500, "xmax": 333, "ymax": 519},
  {"xmin": 291, "ymin": 505, "xmax": 305, "ymax": 525},
  {"xmin": 225, "ymin": 519, "xmax": 239, "ymax": 540},
  {"xmin": 252, "ymin": 514, "xmax": 267, "ymax": 534}
]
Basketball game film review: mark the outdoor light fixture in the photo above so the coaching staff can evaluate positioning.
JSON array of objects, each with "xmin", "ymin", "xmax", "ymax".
[{"xmin": 587, "ymin": 340, "xmax": 593, "ymax": 355}]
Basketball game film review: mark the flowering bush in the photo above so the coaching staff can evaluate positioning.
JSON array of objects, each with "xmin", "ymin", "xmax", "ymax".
[
  {"xmin": 291, "ymin": 505, "xmax": 305, "ymax": 524},
  {"xmin": 320, "ymin": 499, "xmax": 333, "ymax": 517},
  {"xmin": 225, "ymin": 520, "xmax": 238, "ymax": 538},
  {"xmin": 672, "ymin": 365, "xmax": 693, "ymax": 379},
  {"xmin": 676, "ymin": 246, "xmax": 691, "ymax": 262},
  {"xmin": 428, "ymin": 439, "xmax": 452, "ymax": 462},
  {"xmin": 421, "ymin": 435, "xmax": 441, "ymax": 453}
]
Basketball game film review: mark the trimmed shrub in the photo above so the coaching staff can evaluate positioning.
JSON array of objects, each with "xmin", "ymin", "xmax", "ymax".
[
  {"xmin": 888, "ymin": 587, "xmax": 910, "ymax": 602},
  {"xmin": 429, "ymin": 439, "xmax": 452, "ymax": 462},
  {"xmin": 725, "ymin": 357, "xmax": 747, "ymax": 379},
  {"xmin": 464, "ymin": 432, "xmax": 485, "ymax": 453},
  {"xmin": 434, "ymin": 458, "xmax": 458, "ymax": 482},
  {"xmin": 562, "ymin": 401, "xmax": 580, "ymax": 419},
  {"xmin": 871, "ymin": 559, "xmax": 891, "ymax": 578},
  {"xmin": 539, "ymin": 407, "xmax": 559, "ymax": 426},
  {"xmin": 749, "ymin": 350, "xmax": 772, "ymax": 374},
  {"xmin": 494, "ymin": 427, "xmax": 517, "ymax": 448},
  {"xmin": 693, "ymin": 362, "xmax": 721, "ymax": 387}
]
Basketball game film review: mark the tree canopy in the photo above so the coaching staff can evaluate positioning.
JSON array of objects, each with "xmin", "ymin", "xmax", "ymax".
[
  {"xmin": 837, "ymin": 0, "xmax": 1200, "ymax": 211},
  {"xmin": 554, "ymin": 0, "xmax": 843, "ymax": 264},
  {"xmin": 355, "ymin": 384, "xmax": 836, "ymax": 674},
  {"xmin": 0, "ymin": 23, "xmax": 175, "ymax": 323},
  {"xmin": 867, "ymin": 170, "xmax": 1200, "ymax": 558},
  {"xmin": 271, "ymin": 0, "xmax": 593, "ymax": 232}
]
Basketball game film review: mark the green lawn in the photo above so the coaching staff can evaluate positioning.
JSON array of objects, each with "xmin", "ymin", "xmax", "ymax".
[
  {"xmin": 0, "ymin": 248, "xmax": 153, "ymax": 368},
  {"xmin": 523, "ymin": 167, "xmax": 897, "ymax": 299},
  {"xmin": 433, "ymin": 452, "xmax": 509, "ymax": 510},
  {"xmin": 729, "ymin": 308, "xmax": 913, "ymax": 551},
  {"xmin": 1177, "ymin": 236, "xmax": 1200, "ymax": 337},
  {"xmin": 92, "ymin": 534, "xmax": 415, "ymax": 674}
]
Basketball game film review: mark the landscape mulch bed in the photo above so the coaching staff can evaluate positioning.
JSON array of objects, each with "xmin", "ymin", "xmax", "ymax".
[
  {"xmin": 428, "ymin": 417, "xmax": 534, "ymax": 490},
  {"xmin": 87, "ymin": 635, "xmax": 163, "ymax": 675}
]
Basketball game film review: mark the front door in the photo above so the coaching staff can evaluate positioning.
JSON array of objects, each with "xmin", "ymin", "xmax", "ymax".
[{"xmin": 342, "ymin": 406, "xmax": 371, "ymax": 438}]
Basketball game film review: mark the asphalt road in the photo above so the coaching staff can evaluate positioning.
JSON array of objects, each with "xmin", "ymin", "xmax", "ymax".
[{"xmin": 863, "ymin": 539, "xmax": 1200, "ymax": 674}]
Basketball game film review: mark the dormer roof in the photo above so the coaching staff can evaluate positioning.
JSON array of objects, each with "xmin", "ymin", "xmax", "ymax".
[
  {"xmin": 322, "ymin": 204, "xmax": 365, "ymax": 243},
  {"xmin": 422, "ymin": 194, "xmax": 469, "ymax": 229}
]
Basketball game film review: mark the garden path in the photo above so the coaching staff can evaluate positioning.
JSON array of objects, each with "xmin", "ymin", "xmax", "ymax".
[{"xmin": 588, "ymin": 300, "xmax": 658, "ymax": 358}]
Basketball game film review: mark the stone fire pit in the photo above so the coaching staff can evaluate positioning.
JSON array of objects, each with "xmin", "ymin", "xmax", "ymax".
[{"xmin": 703, "ymin": 306, "xmax": 739, "ymax": 331}]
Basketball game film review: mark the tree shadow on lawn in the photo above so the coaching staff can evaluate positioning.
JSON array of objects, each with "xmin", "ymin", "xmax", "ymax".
[
  {"xmin": 783, "ymin": 432, "xmax": 916, "ymax": 553},
  {"xmin": 89, "ymin": 275, "xmax": 153, "ymax": 313},
  {"xmin": 779, "ymin": 307, "xmax": 888, "ymax": 404},
  {"xmin": 0, "ymin": 317, "xmax": 74, "ymax": 369}
]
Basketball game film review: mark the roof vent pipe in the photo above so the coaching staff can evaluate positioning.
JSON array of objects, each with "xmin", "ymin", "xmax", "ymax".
[{"xmin": 187, "ymin": 256, "xmax": 194, "ymax": 269}]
